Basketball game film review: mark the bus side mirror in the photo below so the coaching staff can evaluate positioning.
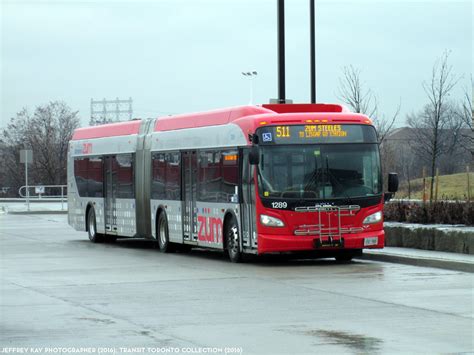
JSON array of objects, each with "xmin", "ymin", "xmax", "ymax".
[
  {"xmin": 388, "ymin": 173, "xmax": 399, "ymax": 193},
  {"xmin": 384, "ymin": 173, "xmax": 398, "ymax": 203},
  {"xmin": 249, "ymin": 147, "xmax": 259, "ymax": 165}
]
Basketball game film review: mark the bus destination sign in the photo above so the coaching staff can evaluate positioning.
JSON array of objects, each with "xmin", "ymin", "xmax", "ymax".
[{"xmin": 257, "ymin": 124, "xmax": 377, "ymax": 144}]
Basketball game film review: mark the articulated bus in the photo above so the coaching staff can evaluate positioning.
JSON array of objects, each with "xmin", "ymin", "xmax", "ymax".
[{"xmin": 68, "ymin": 103, "xmax": 398, "ymax": 262}]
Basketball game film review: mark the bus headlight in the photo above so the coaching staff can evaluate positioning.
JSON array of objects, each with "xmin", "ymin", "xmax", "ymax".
[
  {"xmin": 260, "ymin": 214, "xmax": 285, "ymax": 227},
  {"xmin": 363, "ymin": 211, "xmax": 382, "ymax": 224}
]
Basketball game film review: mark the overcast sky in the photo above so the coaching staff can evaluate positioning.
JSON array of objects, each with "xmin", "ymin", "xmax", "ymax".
[{"xmin": 1, "ymin": 0, "xmax": 472, "ymax": 128}]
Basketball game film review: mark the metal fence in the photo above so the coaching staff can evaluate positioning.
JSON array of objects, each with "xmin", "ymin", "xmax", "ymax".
[{"xmin": 18, "ymin": 185, "xmax": 67, "ymax": 211}]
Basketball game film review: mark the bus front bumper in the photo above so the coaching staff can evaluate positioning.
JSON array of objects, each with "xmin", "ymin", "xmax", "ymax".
[{"xmin": 257, "ymin": 229, "xmax": 384, "ymax": 254}]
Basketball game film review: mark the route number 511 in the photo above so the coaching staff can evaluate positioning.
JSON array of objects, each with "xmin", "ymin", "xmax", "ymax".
[{"xmin": 276, "ymin": 126, "xmax": 290, "ymax": 138}]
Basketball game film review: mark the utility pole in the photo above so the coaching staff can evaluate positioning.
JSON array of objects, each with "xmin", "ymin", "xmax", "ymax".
[
  {"xmin": 277, "ymin": 0, "xmax": 286, "ymax": 104},
  {"xmin": 310, "ymin": 0, "xmax": 316, "ymax": 103}
]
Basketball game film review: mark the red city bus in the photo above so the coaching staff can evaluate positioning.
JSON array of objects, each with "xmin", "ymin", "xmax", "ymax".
[{"xmin": 68, "ymin": 103, "xmax": 398, "ymax": 262}]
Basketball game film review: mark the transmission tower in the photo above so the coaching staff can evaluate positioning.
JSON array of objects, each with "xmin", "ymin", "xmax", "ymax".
[{"xmin": 90, "ymin": 97, "xmax": 133, "ymax": 124}]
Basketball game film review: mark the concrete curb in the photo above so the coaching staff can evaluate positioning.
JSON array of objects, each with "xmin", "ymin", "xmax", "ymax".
[
  {"xmin": 357, "ymin": 251, "xmax": 474, "ymax": 273},
  {"xmin": 8, "ymin": 210, "xmax": 68, "ymax": 215}
]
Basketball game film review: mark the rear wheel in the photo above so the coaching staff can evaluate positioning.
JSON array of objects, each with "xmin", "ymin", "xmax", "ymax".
[
  {"xmin": 87, "ymin": 207, "xmax": 104, "ymax": 243},
  {"xmin": 157, "ymin": 213, "xmax": 173, "ymax": 253},
  {"xmin": 225, "ymin": 216, "xmax": 242, "ymax": 263}
]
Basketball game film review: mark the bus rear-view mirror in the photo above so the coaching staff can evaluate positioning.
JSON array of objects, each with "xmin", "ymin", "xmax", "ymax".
[
  {"xmin": 388, "ymin": 173, "xmax": 399, "ymax": 193},
  {"xmin": 249, "ymin": 147, "xmax": 259, "ymax": 165}
]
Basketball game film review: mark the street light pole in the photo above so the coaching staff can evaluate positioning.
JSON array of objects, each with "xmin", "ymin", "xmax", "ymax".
[
  {"xmin": 278, "ymin": 0, "xmax": 286, "ymax": 103},
  {"xmin": 242, "ymin": 71, "xmax": 258, "ymax": 105},
  {"xmin": 310, "ymin": 0, "xmax": 316, "ymax": 103}
]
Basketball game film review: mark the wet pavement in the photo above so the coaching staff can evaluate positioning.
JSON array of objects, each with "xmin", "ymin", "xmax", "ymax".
[{"xmin": 0, "ymin": 214, "xmax": 472, "ymax": 354}]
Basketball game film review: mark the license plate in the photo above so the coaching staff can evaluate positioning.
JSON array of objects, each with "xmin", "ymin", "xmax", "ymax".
[{"xmin": 364, "ymin": 237, "xmax": 378, "ymax": 246}]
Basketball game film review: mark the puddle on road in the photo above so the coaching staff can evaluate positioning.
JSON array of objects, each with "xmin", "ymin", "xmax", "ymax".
[
  {"xmin": 309, "ymin": 329, "xmax": 383, "ymax": 353},
  {"xmin": 77, "ymin": 317, "xmax": 115, "ymax": 325},
  {"xmin": 277, "ymin": 326, "xmax": 383, "ymax": 353}
]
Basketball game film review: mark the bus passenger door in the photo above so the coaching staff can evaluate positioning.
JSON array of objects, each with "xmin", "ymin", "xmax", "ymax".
[
  {"xmin": 182, "ymin": 151, "xmax": 198, "ymax": 242},
  {"xmin": 241, "ymin": 150, "xmax": 257, "ymax": 249},
  {"xmin": 104, "ymin": 156, "xmax": 117, "ymax": 233}
]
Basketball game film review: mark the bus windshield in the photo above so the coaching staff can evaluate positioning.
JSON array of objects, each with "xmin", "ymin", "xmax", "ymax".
[{"xmin": 257, "ymin": 144, "xmax": 382, "ymax": 200}]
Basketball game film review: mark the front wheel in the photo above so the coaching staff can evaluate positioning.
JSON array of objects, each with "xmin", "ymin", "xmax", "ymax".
[
  {"xmin": 87, "ymin": 207, "xmax": 104, "ymax": 243},
  {"xmin": 335, "ymin": 250, "xmax": 361, "ymax": 262},
  {"xmin": 225, "ymin": 216, "xmax": 242, "ymax": 263},
  {"xmin": 335, "ymin": 254, "xmax": 354, "ymax": 262}
]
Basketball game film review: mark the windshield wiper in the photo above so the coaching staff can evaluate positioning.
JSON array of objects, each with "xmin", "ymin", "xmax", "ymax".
[{"xmin": 325, "ymin": 156, "xmax": 354, "ymax": 205}]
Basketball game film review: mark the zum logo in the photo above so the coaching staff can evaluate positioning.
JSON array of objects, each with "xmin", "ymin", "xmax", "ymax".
[
  {"xmin": 197, "ymin": 215, "xmax": 223, "ymax": 243},
  {"xmin": 82, "ymin": 143, "xmax": 92, "ymax": 154}
]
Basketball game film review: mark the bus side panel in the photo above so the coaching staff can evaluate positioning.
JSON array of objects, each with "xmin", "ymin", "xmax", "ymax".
[
  {"xmin": 194, "ymin": 202, "xmax": 241, "ymax": 250},
  {"xmin": 67, "ymin": 154, "xmax": 106, "ymax": 233},
  {"xmin": 150, "ymin": 199, "xmax": 183, "ymax": 243},
  {"xmin": 68, "ymin": 162, "xmax": 87, "ymax": 232},
  {"xmin": 113, "ymin": 198, "xmax": 136, "ymax": 237}
]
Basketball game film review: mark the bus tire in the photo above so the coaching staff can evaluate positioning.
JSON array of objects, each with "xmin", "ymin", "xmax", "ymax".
[
  {"xmin": 87, "ymin": 207, "xmax": 104, "ymax": 243},
  {"xmin": 225, "ymin": 216, "xmax": 242, "ymax": 263},
  {"xmin": 335, "ymin": 254, "xmax": 353, "ymax": 262},
  {"xmin": 157, "ymin": 212, "xmax": 173, "ymax": 253},
  {"xmin": 335, "ymin": 250, "xmax": 361, "ymax": 262}
]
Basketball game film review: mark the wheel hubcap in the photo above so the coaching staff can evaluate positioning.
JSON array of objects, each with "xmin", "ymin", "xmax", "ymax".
[
  {"xmin": 89, "ymin": 215, "xmax": 95, "ymax": 237},
  {"xmin": 159, "ymin": 220, "xmax": 166, "ymax": 246},
  {"xmin": 228, "ymin": 226, "xmax": 239, "ymax": 256}
]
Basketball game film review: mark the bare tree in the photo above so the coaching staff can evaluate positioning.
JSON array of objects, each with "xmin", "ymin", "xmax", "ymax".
[
  {"xmin": 89, "ymin": 115, "xmax": 114, "ymax": 126},
  {"xmin": 407, "ymin": 51, "xmax": 462, "ymax": 202},
  {"xmin": 0, "ymin": 101, "xmax": 80, "ymax": 195},
  {"xmin": 337, "ymin": 65, "xmax": 400, "ymax": 143},
  {"xmin": 457, "ymin": 77, "xmax": 473, "ymax": 156}
]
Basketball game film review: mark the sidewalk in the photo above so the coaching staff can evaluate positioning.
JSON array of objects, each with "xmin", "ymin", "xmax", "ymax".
[{"xmin": 359, "ymin": 247, "xmax": 474, "ymax": 273}]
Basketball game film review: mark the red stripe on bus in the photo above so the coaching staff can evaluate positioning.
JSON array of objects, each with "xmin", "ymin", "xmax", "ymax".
[{"xmin": 72, "ymin": 120, "xmax": 142, "ymax": 140}]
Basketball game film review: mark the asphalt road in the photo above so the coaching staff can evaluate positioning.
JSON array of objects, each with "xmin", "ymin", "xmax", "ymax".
[{"xmin": 1, "ymin": 214, "xmax": 472, "ymax": 354}]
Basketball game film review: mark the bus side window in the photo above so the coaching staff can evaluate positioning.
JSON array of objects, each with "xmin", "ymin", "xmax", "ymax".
[
  {"xmin": 116, "ymin": 154, "xmax": 134, "ymax": 198},
  {"xmin": 198, "ymin": 150, "xmax": 221, "ymax": 202},
  {"xmin": 165, "ymin": 152, "xmax": 181, "ymax": 200},
  {"xmin": 151, "ymin": 153, "xmax": 166, "ymax": 199},
  {"xmin": 222, "ymin": 150, "xmax": 239, "ymax": 203},
  {"xmin": 88, "ymin": 156, "xmax": 104, "ymax": 197},
  {"xmin": 74, "ymin": 157, "xmax": 89, "ymax": 197}
]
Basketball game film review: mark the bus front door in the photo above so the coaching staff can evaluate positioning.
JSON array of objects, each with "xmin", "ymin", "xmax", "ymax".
[
  {"xmin": 241, "ymin": 150, "xmax": 257, "ymax": 250},
  {"xmin": 104, "ymin": 156, "xmax": 118, "ymax": 233},
  {"xmin": 183, "ymin": 151, "xmax": 198, "ymax": 242}
]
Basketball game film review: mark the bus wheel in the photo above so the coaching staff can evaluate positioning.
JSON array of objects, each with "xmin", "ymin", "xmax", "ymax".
[
  {"xmin": 335, "ymin": 250, "xmax": 361, "ymax": 262},
  {"xmin": 87, "ymin": 207, "xmax": 104, "ymax": 243},
  {"xmin": 225, "ymin": 216, "xmax": 242, "ymax": 263},
  {"xmin": 335, "ymin": 254, "xmax": 353, "ymax": 262},
  {"xmin": 157, "ymin": 213, "xmax": 172, "ymax": 253}
]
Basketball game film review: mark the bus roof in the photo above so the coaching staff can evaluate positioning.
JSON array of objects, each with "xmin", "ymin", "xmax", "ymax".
[
  {"xmin": 154, "ymin": 103, "xmax": 369, "ymax": 132},
  {"xmin": 71, "ymin": 104, "xmax": 371, "ymax": 141}
]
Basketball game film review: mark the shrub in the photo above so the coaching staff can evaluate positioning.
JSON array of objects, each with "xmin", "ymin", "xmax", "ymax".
[{"xmin": 384, "ymin": 200, "xmax": 474, "ymax": 225}]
